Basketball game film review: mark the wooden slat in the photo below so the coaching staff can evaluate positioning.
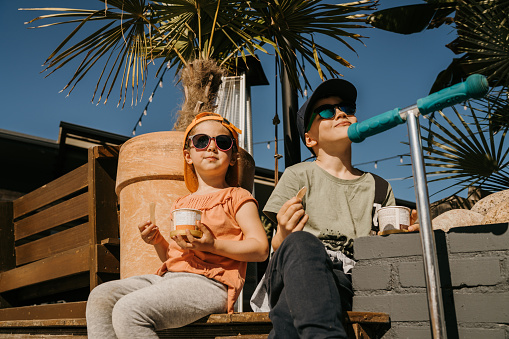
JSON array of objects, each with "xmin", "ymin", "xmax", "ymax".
[
  {"xmin": 191, "ymin": 312, "xmax": 389, "ymax": 325},
  {"xmin": 0, "ymin": 302, "xmax": 86, "ymax": 321},
  {"xmin": 0, "ymin": 245, "xmax": 90, "ymax": 293},
  {"xmin": 14, "ymin": 193, "xmax": 89, "ymax": 241},
  {"xmin": 345, "ymin": 312, "xmax": 390, "ymax": 324},
  {"xmin": 198, "ymin": 313, "xmax": 270, "ymax": 325},
  {"xmin": 0, "ymin": 335, "xmax": 87, "ymax": 339},
  {"xmin": 89, "ymin": 144, "xmax": 120, "ymax": 160},
  {"xmin": 94, "ymin": 244, "xmax": 120, "ymax": 274},
  {"xmin": 15, "ymin": 223, "xmax": 89, "ymax": 266},
  {"xmin": 13, "ymin": 165, "xmax": 88, "ymax": 219}
]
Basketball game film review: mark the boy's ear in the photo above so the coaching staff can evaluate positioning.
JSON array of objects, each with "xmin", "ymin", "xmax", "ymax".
[
  {"xmin": 304, "ymin": 132, "xmax": 317, "ymax": 149},
  {"xmin": 183, "ymin": 149, "xmax": 193, "ymax": 164}
]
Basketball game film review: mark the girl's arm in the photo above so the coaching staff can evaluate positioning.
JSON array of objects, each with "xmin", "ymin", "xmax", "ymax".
[
  {"xmin": 172, "ymin": 201, "xmax": 269, "ymax": 262},
  {"xmin": 139, "ymin": 220, "xmax": 170, "ymax": 262}
]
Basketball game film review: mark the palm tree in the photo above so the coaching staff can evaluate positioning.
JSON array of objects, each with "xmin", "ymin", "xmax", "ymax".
[
  {"xmin": 368, "ymin": 0, "xmax": 509, "ymax": 195},
  {"xmin": 22, "ymin": 0, "xmax": 377, "ymax": 130}
]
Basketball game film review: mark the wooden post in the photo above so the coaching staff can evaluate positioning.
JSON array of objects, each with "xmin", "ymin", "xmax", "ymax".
[
  {"xmin": 0, "ymin": 201, "xmax": 15, "ymax": 273},
  {"xmin": 88, "ymin": 145, "xmax": 121, "ymax": 289}
]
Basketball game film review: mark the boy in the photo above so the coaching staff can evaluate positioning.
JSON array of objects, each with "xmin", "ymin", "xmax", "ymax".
[{"xmin": 251, "ymin": 79, "xmax": 417, "ymax": 338}]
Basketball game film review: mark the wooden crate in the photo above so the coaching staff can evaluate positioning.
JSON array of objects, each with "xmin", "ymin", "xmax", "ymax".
[{"xmin": 0, "ymin": 146, "xmax": 120, "ymax": 308}]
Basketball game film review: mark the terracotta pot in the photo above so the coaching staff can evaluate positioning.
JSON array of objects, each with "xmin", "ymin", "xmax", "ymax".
[
  {"xmin": 116, "ymin": 131, "xmax": 188, "ymax": 278},
  {"xmin": 115, "ymin": 131, "xmax": 255, "ymax": 279}
]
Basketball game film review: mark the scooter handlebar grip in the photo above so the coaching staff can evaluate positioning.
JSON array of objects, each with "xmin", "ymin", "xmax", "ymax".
[
  {"xmin": 348, "ymin": 108, "xmax": 404, "ymax": 143},
  {"xmin": 417, "ymin": 74, "xmax": 488, "ymax": 115}
]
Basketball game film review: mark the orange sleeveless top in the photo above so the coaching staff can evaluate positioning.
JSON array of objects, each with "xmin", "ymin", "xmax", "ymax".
[{"xmin": 156, "ymin": 187, "xmax": 257, "ymax": 313}]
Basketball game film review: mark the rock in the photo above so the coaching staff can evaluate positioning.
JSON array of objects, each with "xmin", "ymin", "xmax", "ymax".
[
  {"xmin": 471, "ymin": 189, "xmax": 509, "ymax": 215},
  {"xmin": 432, "ymin": 209, "xmax": 484, "ymax": 232},
  {"xmin": 482, "ymin": 198, "xmax": 509, "ymax": 224}
]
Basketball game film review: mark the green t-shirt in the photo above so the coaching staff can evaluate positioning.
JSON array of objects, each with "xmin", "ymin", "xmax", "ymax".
[{"xmin": 263, "ymin": 162, "xmax": 395, "ymax": 257}]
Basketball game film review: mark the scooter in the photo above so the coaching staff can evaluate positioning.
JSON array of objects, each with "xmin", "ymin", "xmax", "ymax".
[{"xmin": 347, "ymin": 74, "xmax": 489, "ymax": 339}]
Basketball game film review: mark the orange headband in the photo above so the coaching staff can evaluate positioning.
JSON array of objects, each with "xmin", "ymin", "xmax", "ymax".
[{"xmin": 183, "ymin": 112, "xmax": 242, "ymax": 150}]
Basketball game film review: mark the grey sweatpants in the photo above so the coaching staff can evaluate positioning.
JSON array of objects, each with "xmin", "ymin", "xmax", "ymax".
[{"xmin": 86, "ymin": 272, "xmax": 228, "ymax": 339}]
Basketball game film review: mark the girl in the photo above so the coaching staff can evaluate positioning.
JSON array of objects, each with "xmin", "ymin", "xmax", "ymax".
[{"xmin": 86, "ymin": 112, "xmax": 269, "ymax": 338}]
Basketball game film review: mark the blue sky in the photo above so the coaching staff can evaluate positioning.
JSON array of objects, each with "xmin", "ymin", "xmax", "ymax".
[{"xmin": 1, "ymin": 1, "xmax": 459, "ymax": 202}]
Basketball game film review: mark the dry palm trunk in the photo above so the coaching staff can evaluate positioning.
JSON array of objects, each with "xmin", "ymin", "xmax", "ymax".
[{"xmin": 174, "ymin": 58, "xmax": 226, "ymax": 131}]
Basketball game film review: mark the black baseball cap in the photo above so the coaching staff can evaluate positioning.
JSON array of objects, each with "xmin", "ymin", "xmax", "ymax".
[{"xmin": 296, "ymin": 78, "xmax": 357, "ymax": 144}]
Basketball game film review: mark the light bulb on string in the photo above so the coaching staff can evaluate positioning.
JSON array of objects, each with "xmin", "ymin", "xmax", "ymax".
[
  {"xmin": 159, "ymin": 81, "xmax": 163, "ymax": 88},
  {"xmin": 138, "ymin": 121, "xmax": 142, "ymax": 127},
  {"xmin": 267, "ymin": 142, "xmax": 270, "ymax": 150},
  {"xmin": 374, "ymin": 161, "xmax": 378, "ymax": 169},
  {"xmin": 400, "ymin": 156, "xmax": 403, "ymax": 164}
]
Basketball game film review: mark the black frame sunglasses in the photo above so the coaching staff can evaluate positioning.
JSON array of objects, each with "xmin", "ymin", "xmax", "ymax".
[
  {"xmin": 188, "ymin": 134, "xmax": 234, "ymax": 152},
  {"xmin": 306, "ymin": 103, "xmax": 356, "ymax": 131}
]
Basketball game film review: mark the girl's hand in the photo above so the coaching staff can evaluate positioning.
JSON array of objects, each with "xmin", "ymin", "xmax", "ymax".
[
  {"xmin": 171, "ymin": 220, "xmax": 215, "ymax": 251},
  {"xmin": 138, "ymin": 220, "xmax": 164, "ymax": 245}
]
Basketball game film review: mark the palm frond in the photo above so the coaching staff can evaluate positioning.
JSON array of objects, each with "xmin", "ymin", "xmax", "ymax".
[{"xmin": 422, "ymin": 97, "xmax": 509, "ymax": 196}]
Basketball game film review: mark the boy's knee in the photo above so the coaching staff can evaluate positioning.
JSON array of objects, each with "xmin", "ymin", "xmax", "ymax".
[
  {"xmin": 284, "ymin": 231, "xmax": 321, "ymax": 247},
  {"xmin": 280, "ymin": 231, "xmax": 324, "ymax": 255}
]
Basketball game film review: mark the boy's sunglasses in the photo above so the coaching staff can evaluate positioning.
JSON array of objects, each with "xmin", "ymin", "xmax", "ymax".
[
  {"xmin": 306, "ymin": 103, "xmax": 356, "ymax": 131},
  {"xmin": 188, "ymin": 134, "xmax": 234, "ymax": 152}
]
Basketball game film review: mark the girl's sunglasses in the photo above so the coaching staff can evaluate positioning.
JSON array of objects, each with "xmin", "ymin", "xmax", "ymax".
[
  {"xmin": 188, "ymin": 134, "xmax": 234, "ymax": 152},
  {"xmin": 306, "ymin": 103, "xmax": 356, "ymax": 131}
]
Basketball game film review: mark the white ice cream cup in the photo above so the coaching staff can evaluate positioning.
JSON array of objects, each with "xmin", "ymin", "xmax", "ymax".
[
  {"xmin": 170, "ymin": 208, "xmax": 203, "ymax": 239},
  {"xmin": 377, "ymin": 206, "xmax": 411, "ymax": 234}
]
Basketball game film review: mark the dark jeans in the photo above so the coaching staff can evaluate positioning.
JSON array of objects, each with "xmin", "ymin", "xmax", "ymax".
[{"xmin": 265, "ymin": 231, "xmax": 353, "ymax": 339}]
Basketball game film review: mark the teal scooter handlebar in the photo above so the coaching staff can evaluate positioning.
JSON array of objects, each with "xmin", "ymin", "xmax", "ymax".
[{"xmin": 347, "ymin": 74, "xmax": 489, "ymax": 143}]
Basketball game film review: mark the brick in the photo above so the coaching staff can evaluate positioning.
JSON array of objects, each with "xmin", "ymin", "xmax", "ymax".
[
  {"xmin": 448, "ymin": 223, "xmax": 509, "ymax": 253},
  {"xmin": 458, "ymin": 327, "xmax": 506, "ymax": 339},
  {"xmin": 399, "ymin": 261, "xmax": 426, "ymax": 287},
  {"xmin": 353, "ymin": 293, "xmax": 429, "ymax": 322},
  {"xmin": 354, "ymin": 233, "xmax": 423, "ymax": 260},
  {"xmin": 450, "ymin": 258, "xmax": 502, "ymax": 286},
  {"xmin": 454, "ymin": 292, "xmax": 509, "ymax": 323},
  {"xmin": 399, "ymin": 258, "xmax": 502, "ymax": 288},
  {"xmin": 352, "ymin": 263, "xmax": 391, "ymax": 291},
  {"xmin": 390, "ymin": 326, "xmax": 432, "ymax": 339}
]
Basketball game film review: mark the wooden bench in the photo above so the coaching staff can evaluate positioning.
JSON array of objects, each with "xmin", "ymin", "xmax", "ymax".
[
  {"xmin": 0, "ymin": 301, "xmax": 389, "ymax": 338},
  {"xmin": 0, "ymin": 146, "xmax": 120, "ymax": 309}
]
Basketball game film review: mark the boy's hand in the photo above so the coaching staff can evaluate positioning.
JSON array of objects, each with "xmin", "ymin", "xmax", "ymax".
[
  {"xmin": 408, "ymin": 209, "xmax": 420, "ymax": 232},
  {"xmin": 276, "ymin": 197, "xmax": 309, "ymax": 239},
  {"xmin": 138, "ymin": 220, "xmax": 163, "ymax": 245},
  {"xmin": 172, "ymin": 220, "xmax": 215, "ymax": 251},
  {"xmin": 377, "ymin": 209, "xmax": 420, "ymax": 235}
]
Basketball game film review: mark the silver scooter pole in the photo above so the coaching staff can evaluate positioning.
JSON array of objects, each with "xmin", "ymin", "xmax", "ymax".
[{"xmin": 347, "ymin": 74, "xmax": 489, "ymax": 338}]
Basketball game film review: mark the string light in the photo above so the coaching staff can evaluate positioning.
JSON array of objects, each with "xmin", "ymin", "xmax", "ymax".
[
  {"xmin": 267, "ymin": 142, "xmax": 270, "ymax": 150},
  {"xmin": 131, "ymin": 62, "xmax": 170, "ymax": 136},
  {"xmin": 353, "ymin": 154, "xmax": 408, "ymax": 167}
]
